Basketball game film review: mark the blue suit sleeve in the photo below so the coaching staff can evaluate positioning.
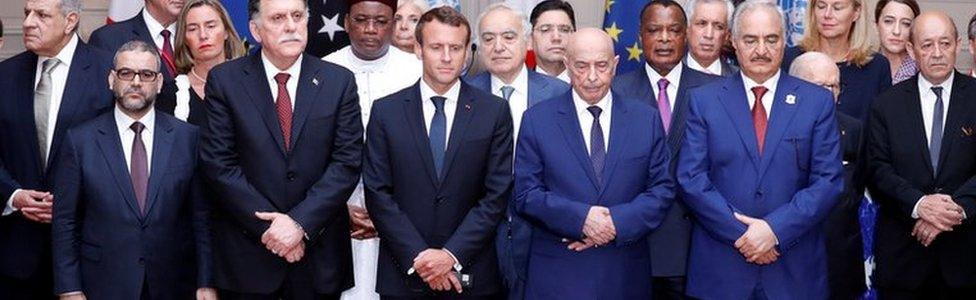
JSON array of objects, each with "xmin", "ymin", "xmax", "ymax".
[
  {"xmin": 677, "ymin": 90, "xmax": 748, "ymax": 246},
  {"xmin": 764, "ymin": 92, "xmax": 844, "ymax": 252},
  {"xmin": 514, "ymin": 111, "xmax": 590, "ymax": 240},
  {"xmin": 608, "ymin": 112, "xmax": 675, "ymax": 245},
  {"xmin": 51, "ymin": 131, "xmax": 83, "ymax": 294}
]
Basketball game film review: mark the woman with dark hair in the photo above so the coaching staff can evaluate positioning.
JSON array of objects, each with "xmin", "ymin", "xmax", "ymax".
[{"xmin": 875, "ymin": 0, "xmax": 921, "ymax": 84}]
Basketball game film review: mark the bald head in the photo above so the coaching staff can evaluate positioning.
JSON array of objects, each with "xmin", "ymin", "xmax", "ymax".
[
  {"xmin": 911, "ymin": 11, "xmax": 958, "ymax": 44},
  {"xmin": 789, "ymin": 52, "xmax": 841, "ymax": 101},
  {"xmin": 564, "ymin": 28, "xmax": 618, "ymax": 104},
  {"xmin": 910, "ymin": 11, "xmax": 959, "ymax": 85}
]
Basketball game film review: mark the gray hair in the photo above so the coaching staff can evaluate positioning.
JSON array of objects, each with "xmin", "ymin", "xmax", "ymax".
[
  {"xmin": 686, "ymin": 0, "xmax": 734, "ymax": 27},
  {"xmin": 248, "ymin": 0, "xmax": 309, "ymax": 23},
  {"xmin": 968, "ymin": 12, "xmax": 976, "ymax": 40},
  {"xmin": 114, "ymin": 40, "xmax": 162, "ymax": 72},
  {"xmin": 398, "ymin": 0, "xmax": 430, "ymax": 11},
  {"xmin": 59, "ymin": 0, "xmax": 82, "ymax": 15},
  {"xmin": 731, "ymin": 0, "xmax": 786, "ymax": 39},
  {"xmin": 476, "ymin": 3, "xmax": 532, "ymax": 42},
  {"xmin": 788, "ymin": 51, "xmax": 837, "ymax": 78}
]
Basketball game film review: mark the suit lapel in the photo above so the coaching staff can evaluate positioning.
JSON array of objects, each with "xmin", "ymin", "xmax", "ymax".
[
  {"xmin": 717, "ymin": 75, "xmax": 760, "ymax": 168},
  {"xmin": 758, "ymin": 76, "xmax": 800, "ymax": 179},
  {"xmin": 598, "ymin": 94, "xmax": 630, "ymax": 199},
  {"xmin": 144, "ymin": 114, "xmax": 174, "ymax": 217},
  {"xmin": 936, "ymin": 72, "xmax": 972, "ymax": 177},
  {"xmin": 527, "ymin": 72, "xmax": 549, "ymax": 107},
  {"xmin": 241, "ymin": 54, "xmax": 288, "ymax": 156},
  {"xmin": 440, "ymin": 84, "xmax": 476, "ymax": 181},
  {"xmin": 95, "ymin": 115, "xmax": 144, "ymax": 221},
  {"xmin": 16, "ymin": 53, "xmax": 44, "ymax": 175},
  {"xmin": 555, "ymin": 93, "xmax": 600, "ymax": 191},
  {"xmin": 903, "ymin": 80, "xmax": 935, "ymax": 176},
  {"xmin": 49, "ymin": 43, "xmax": 93, "ymax": 174},
  {"xmin": 289, "ymin": 55, "xmax": 322, "ymax": 149},
  {"xmin": 668, "ymin": 68, "xmax": 697, "ymax": 153},
  {"xmin": 132, "ymin": 13, "xmax": 172, "ymax": 79},
  {"xmin": 403, "ymin": 83, "xmax": 439, "ymax": 185},
  {"xmin": 633, "ymin": 67, "xmax": 656, "ymax": 107}
]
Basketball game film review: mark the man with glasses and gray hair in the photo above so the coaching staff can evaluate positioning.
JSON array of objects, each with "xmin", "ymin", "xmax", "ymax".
[{"xmin": 0, "ymin": 0, "xmax": 114, "ymax": 297}]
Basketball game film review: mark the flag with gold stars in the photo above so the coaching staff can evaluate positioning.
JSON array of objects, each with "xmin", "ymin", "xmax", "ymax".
[{"xmin": 602, "ymin": 0, "xmax": 649, "ymax": 74}]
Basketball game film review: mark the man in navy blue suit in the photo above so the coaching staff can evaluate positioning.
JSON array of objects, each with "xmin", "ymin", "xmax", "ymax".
[
  {"xmin": 89, "ymin": 0, "xmax": 183, "ymax": 114},
  {"xmin": 465, "ymin": 4, "xmax": 569, "ymax": 299},
  {"xmin": 52, "ymin": 40, "xmax": 215, "ymax": 300},
  {"xmin": 611, "ymin": 1, "xmax": 718, "ymax": 298},
  {"xmin": 514, "ymin": 28, "xmax": 675, "ymax": 299},
  {"xmin": 363, "ymin": 7, "xmax": 512, "ymax": 299},
  {"xmin": 677, "ymin": 1, "xmax": 844, "ymax": 299},
  {"xmin": 200, "ymin": 0, "xmax": 362, "ymax": 298},
  {"xmin": 0, "ymin": 0, "xmax": 114, "ymax": 298}
]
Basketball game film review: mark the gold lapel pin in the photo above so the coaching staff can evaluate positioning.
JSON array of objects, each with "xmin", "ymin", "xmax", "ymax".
[{"xmin": 963, "ymin": 126, "xmax": 974, "ymax": 137}]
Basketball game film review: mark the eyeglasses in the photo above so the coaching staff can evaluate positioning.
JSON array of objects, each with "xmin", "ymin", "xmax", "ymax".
[{"xmin": 114, "ymin": 68, "xmax": 159, "ymax": 82}]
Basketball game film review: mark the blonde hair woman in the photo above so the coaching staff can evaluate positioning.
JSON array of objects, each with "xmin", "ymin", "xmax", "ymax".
[
  {"xmin": 172, "ymin": 0, "xmax": 246, "ymax": 125},
  {"xmin": 782, "ymin": 0, "xmax": 891, "ymax": 121},
  {"xmin": 392, "ymin": 0, "xmax": 429, "ymax": 53}
]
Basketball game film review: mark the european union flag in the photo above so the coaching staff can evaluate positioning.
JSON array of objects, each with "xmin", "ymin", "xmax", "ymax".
[
  {"xmin": 603, "ymin": 0, "xmax": 649, "ymax": 75},
  {"xmin": 222, "ymin": 0, "xmax": 253, "ymax": 46}
]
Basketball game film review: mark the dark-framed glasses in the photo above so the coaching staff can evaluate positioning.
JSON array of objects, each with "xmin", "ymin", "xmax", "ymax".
[{"xmin": 114, "ymin": 68, "xmax": 159, "ymax": 82}]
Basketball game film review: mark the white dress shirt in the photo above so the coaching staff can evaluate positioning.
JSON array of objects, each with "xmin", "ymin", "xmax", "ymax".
[
  {"xmin": 490, "ymin": 66, "xmax": 530, "ymax": 140},
  {"xmin": 911, "ymin": 72, "xmax": 964, "ymax": 219},
  {"xmin": 686, "ymin": 53, "xmax": 723, "ymax": 75},
  {"xmin": 742, "ymin": 70, "xmax": 781, "ymax": 118},
  {"xmin": 141, "ymin": 9, "xmax": 176, "ymax": 51},
  {"xmin": 420, "ymin": 78, "xmax": 461, "ymax": 144},
  {"xmin": 4, "ymin": 35, "xmax": 79, "ymax": 216},
  {"xmin": 538, "ymin": 65, "xmax": 570, "ymax": 83},
  {"xmin": 646, "ymin": 62, "xmax": 683, "ymax": 112},
  {"xmin": 262, "ymin": 53, "xmax": 302, "ymax": 110},
  {"xmin": 115, "ymin": 107, "xmax": 156, "ymax": 174},
  {"xmin": 572, "ymin": 90, "xmax": 613, "ymax": 154}
]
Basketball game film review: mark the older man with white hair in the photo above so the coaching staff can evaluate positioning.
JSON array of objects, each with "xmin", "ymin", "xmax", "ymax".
[{"xmin": 684, "ymin": 0, "xmax": 738, "ymax": 77}]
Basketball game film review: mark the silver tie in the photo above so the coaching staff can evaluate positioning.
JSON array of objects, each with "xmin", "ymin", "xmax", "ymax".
[{"xmin": 35, "ymin": 58, "xmax": 60, "ymax": 168}]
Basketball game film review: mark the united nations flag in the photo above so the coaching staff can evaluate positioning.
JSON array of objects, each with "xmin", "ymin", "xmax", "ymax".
[{"xmin": 602, "ymin": 0, "xmax": 650, "ymax": 74}]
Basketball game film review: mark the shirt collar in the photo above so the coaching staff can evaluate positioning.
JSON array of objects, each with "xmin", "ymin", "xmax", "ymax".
[
  {"xmin": 114, "ymin": 105, "xmax": 156, "ymax": 135},
  {"xmin": 490, "ymin": 66, "xmax": 529, "ymax": 95},
  {"xmin": 918, "ymin": 71, "xmax": 955, "ymax": 97},
  {"xmin": 261, "ymin": 52, "xmax": 303, "ymax": 82},
  {"xmin": 142, "ymin": 8, "xmax": 175, "ymax": 37},
  {"xmin": 686, "ymin": 53, "xmax": 722, "ymax": 75},
  {"xmin": 645, "ymin": 62, "xmax": 683, "ymax": 89},
  {"xmin": 420, "ymin": 77, "xmax": 462, "ymax": 103},
  {"xmin": 741, "ymin": 70, "xmax": 781, "ymax": 95},
  {"xmin": 39, "ymin": 34, "xmax": 79, "ymax": 68},
  {"xmin": 572, "ymin": 89, "xmax": 613, "ymax": 117}
]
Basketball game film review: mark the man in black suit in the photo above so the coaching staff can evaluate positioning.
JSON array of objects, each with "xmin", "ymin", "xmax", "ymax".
[
  {"xmin": 867, "ymin": 12, "xmax": 976, "ymax": 298},
  {"xmin": 52, "ymin": 40, "xmax": 216, "ymax": 300},
  {"xmin": 200, "ymin": 0, "xmax": 362, "ymax": 298},
  {"xmin": 610, "ymin": 1, "xmax": 718, "ymax": 298},
  {"xmin": 89, "ymin": 0, "xmax": 183, "ymax": 114},
  {"xmin": 789, "ymin": 51, "xmax": 866, "ymax": 300},
  {"xmin": 363, "ymin": 6, "xmax": 512, "ymax": 299},
  {"xmin": 0, "ymin": 0, "xmax": 114, "ymax": 298}
]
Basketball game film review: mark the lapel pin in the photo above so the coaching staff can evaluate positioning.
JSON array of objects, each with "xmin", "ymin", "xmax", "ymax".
[
  {"xmin": 785, "ymin": 94, "xmax": 796, "ymax": 105},
  {"xmin": 963, "ymin": 126, "xmax": 974, "ymax": 137},
  {"xmin": 465, "ymin": 104, "xmax": 472, "ymax": 111},
  {"xmin": 312, "ymin": 78, "xmax": 319, "ymax": 86}
]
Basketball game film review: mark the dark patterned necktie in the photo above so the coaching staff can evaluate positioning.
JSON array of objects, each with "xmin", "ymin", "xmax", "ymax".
[
  {"xmin": 587, "ymin": 106, "xmax": 605, "ymax": 184},
  {"xmin": 130, "ymin": 122, "xmax": 148, "ymax": 215}
]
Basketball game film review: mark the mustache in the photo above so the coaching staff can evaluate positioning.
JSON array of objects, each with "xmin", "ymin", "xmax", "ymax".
[
  {"xmin": 278, "ymin": 34, "xmax": 304, "ymax": 44},
  {"xmin": 751, "ymin": 56, "xmax": 772, "ymax": 63}
]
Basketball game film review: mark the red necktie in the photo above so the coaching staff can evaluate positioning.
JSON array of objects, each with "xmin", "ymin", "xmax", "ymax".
[
  {"xmin": 751, "ymin": 86, "xmax": 768, "ymax": 155},
  {"xmin": 274, "ymin": 73, "xmax": 293, "ymax": 151},
  {"xmin": 160, "ymin": 29, "xmax": 177, "ymax": 76}
]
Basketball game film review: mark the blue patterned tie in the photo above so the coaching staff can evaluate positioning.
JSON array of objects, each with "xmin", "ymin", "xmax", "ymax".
[
  {"xmin": 429, "ymin": 96, "xmax": 447, "ymax": 177},
  {"xmin": 930, "ymin": 86, "xmax": 944, "ymax": 173},
  {"xmin": 587, "ymin": 106, "xmax": 605, "ymax": 184}
]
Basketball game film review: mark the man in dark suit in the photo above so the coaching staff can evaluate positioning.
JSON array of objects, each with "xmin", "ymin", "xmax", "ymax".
[
  {"xmin": 89, "ymin": 0, "xmax": 183, "ymax": 114},
  {"xmin": 684, "ymin": 0, "xmax": 738, "ymax": 77},
  {"xmin": 465, "ymin": 4, "xmax": 568, "ymax": 299},
  {"xmin": 363, "ymin": 7, "xmax": 512, "ymax": 299},
  {"xmin": 0, "ymin": 0, "xmax": 114, "ymax": 298},
  {"xmin": 200, "ymin": 0, "xmax": 362, "ymax": 298},
  {"xmin": 514, "ymin": 28, "xmax": 675, "ymax": 300},
  {"xmin": 789, "ymin": 51, "xmax": 866, "ymax": 300},
  {"xmin": 677, "ymin": 1, "xmax": 844, "ymax": 299},
  {"xmin": 867, "ymin": 12, "xmax": 976, "ymax": 298},
  {"xmin": 51, "ymin": 40, "xmax": 216, "ymax": 300},
  {"xmin": 610, "ymin": 2, "xmax": 718, "ymax": 298}
]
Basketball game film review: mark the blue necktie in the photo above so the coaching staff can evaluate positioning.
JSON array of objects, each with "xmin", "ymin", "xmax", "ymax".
[
  {"xmin": 930, "ymin": 86, "xmax": 944, "ymax": 173},
  {"xmin": 429, "ymin": 96, "xmax": 447, "ymax": 177},
  {"xmin": 587, "ymin": 106, "xmax": 605, "ymax": 184}
]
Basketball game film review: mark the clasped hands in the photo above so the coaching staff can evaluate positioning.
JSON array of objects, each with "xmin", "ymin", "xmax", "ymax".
[
  {"xmin": 566, "ymin": 206, "xmax": 616, "ymax": 251},
  {"xmin": 733, "ymin": 213, "xmax": 780, "ymax": 265},
  {"xmin": 348, "ymin": 204, "xmax": 377, "ymax": 240},
  {"xmin": 912, "ymin": 194, "xmax": 965, "ymax": 247},
  {"xmin": 413, "ymin": 249, "xmax": 464, "ymax": 293},
  {"xmin": 12, "ymin": 189, "xmax": 54, "ymax": 223},
  {"xmin": 254, "ymin": 212, "xmax": 306, "ymax": 263}
]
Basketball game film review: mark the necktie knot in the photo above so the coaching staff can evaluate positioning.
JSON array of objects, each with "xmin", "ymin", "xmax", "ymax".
[
  {"xmin": 500, "ymin": 86, "xmax": 515, "ymax": 101},
  {"xmin": 587, "ymin": 106, "xmax": 602, "ymax": 119},
  {"xmin": 657, "ymin": 78, "xmax": 670, "ymax": 91},
  {"xmin": 751, "ymin": 86, "xmax": 768, "ymax": 100},
  {"xmin": 431, "ymin": 96, "xmax": 447, "ymax": 111},
  {"xmin": 932, "ymin": 86, "xmax": 944, "ymax": 98},
  {"xmin": 42, "ymin": 58, "xmax": 60, "ymax": 74},
  {"xmin": 274, "ymin": 73, "xmax": 290, "ymax": 86},
  {"xmin": 130, "ymin": 122, "xmax": 146, "ymax": 135},
  {"xmin": 161, "ymin": 29, "xmax": 171, "ymax": 39}
]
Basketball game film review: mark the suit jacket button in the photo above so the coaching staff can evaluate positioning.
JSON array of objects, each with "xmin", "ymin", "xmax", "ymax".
[{"xmin": 287, "ymin": 172, "xmax": 296, "ymax": 181}]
